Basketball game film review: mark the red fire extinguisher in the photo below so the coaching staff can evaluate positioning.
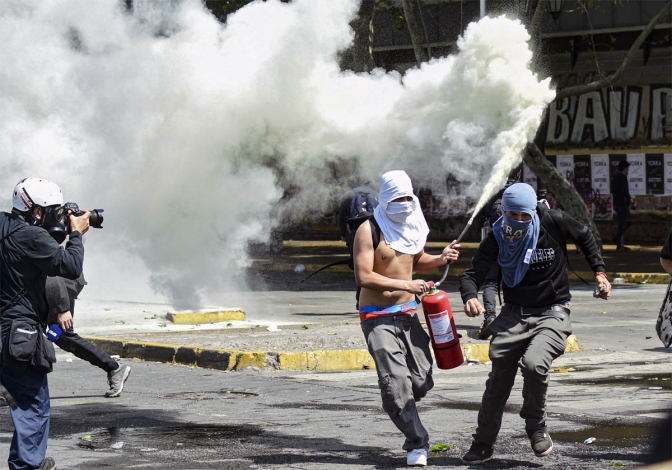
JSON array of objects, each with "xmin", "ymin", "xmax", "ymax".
[
  {"xmin": 422, "ymin": 282, "xmax": 464, "ymax": 369},
  {"xmin": 421, "ymin": 225, "xmax": 472, "ymax": 370}
]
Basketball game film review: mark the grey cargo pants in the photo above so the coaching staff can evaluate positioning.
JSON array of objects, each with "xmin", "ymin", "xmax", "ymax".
[
  {"xmin": 474, "ymin": 303, "xmax": 572, "ymax": 446},
  {"xmin": 361, "ymin": 313, "xmax": 434, "ymax": 451}
]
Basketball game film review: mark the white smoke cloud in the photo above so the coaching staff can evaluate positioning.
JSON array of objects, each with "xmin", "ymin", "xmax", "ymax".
[{"xmin": 0, "ymin": 0, "xmax": 554, "ymax": 308}]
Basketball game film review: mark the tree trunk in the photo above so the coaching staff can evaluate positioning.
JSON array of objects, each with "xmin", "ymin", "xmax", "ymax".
[
  {"xmin": 400, "ymin": 0, "xmax": 428, "ymax": 66},
  {"xmin": 555, "ymin": 0, "xmax": 671, "ymax": 100},
  {"xmin": 339, "ymin": 0, "xmax": 376, "ymax": 72},
  {"xmin": 528, "ymin": 0, "xmax": 549, "ymax": 46},
  {"xmin": 523, "ymin": 143, "xmax": 602, "ymax": 245}
]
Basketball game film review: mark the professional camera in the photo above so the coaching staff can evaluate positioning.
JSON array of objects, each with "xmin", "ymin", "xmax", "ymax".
[{"xmin": 63, "ymin": 202, "xmax": 104, "ymax": 229}]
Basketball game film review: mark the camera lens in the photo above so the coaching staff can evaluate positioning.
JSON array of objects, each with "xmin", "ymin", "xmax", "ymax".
[{"xmin": 89, "ymin": 209, "xmax": 104, "ymax": 228}]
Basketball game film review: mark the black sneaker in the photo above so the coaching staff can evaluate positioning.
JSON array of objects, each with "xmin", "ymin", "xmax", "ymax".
[
  {"xmin": 477, "ymin": 316, "xmax": 495, "ymax": 340},
  {"xmin": 527, "ymin": 427, "xmax": 553, "ymax": 457},
  {"xmin": 461, "ymin": 441, "xmax": 493, "ymax": 464},
  {"xmin": 38, "ymin": 457, "xmax": 57, "ymax": 470}
]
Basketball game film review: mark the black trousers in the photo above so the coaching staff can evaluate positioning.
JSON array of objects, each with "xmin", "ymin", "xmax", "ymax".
[{"xmin": 53, "ymin": 300, "xmax": 118, "ymax": 374}]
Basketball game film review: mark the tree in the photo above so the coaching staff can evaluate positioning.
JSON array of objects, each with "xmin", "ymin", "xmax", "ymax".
[
  {"xmin": 339, "ymin": 0, "xmax": 377, "ymax": 72},
  {"xmin": 554, "ymin": 0, "xmax": 671, "ymax": 100},
  {"xmin": 400, "ymin": 0, "xmax": 428, "ymax": 65},
  {"xmin": 521, "ymin": 0, "xmax": 671, "ymax": 244}
]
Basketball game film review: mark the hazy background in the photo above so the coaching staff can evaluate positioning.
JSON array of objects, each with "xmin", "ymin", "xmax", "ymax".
[{"xmin": 0, "ymin": 0, "xmax": 554, "ymax": 308}]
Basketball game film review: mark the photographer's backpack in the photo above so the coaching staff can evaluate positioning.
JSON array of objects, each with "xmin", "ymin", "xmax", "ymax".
[{"xmin": 302, "ymin": 186, "xmax": 381, "ymax": 280}]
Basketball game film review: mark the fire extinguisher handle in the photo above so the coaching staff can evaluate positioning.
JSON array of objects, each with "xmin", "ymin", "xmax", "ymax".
[{"xmin": 426, "ymin": 281, "xmax": 434, "ymax": 289}]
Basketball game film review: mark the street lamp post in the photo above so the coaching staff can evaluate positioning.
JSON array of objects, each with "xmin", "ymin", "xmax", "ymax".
[{"xmin": 548, "ymin": 0, "xmax": 563, "ymax": 21}]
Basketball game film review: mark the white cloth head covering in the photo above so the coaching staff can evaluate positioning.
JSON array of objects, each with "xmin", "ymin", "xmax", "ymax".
[{"xmin": 373, "ymin": 170, "xmax": 429, "ymax": 255}]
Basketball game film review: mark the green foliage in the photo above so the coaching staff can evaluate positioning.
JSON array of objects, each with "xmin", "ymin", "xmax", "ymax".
[
  {"xmin": 430, "ymin": 443, "xmax": 455, "ymax": 452},
  {"xmin": 376, "ymin": 0, "xmax": 407, "ymax": 31}
]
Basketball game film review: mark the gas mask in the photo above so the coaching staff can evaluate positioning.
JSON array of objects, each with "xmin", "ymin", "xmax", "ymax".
[{"xmin": 41, "ymin": 205, "xmax": 67, "ymax": 244}]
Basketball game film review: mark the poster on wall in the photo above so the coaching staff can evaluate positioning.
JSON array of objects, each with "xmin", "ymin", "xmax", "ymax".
[
  {"xmin": 665, "ymin": 154, "xmax": 672, "ymax": 195},
  {"xmin": 627, "ymin": 153, "xmax": 646, "ymax": 195},
  {"xmin": 573, "ymin": 154, "xmax": 592, "ymax": 198},
  {"xmin": 646, "ymin": 154, "xmax": 664, "ymax": 195},
  {"xmin": 591, "ymin": 154, "xmax": 610, "ymax": 195},
  {"xmin": 556, "ymin": 154, "xmax": 574, "ymax": 182},
  {"xmin": 587, "ymin": 195, "xmax": 613, "ymax": 221},
  {"xmin": 522, "ymin": 163, "xmax": 537, "ymax": 191}
]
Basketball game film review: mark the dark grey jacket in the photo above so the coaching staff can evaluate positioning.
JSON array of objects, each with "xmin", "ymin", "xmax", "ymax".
[
  {"xmin": 0, "ymin": 212, "xmax": 84, "ymax": 335},
  {"xmin": 45, "ymin": 273, "xmax": 86, "ymax": 319}
]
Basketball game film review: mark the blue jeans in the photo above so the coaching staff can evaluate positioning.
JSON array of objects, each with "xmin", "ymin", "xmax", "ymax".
[{"xmin": 1, "ymin": 365, "xmax": 50, "ymax": 470}]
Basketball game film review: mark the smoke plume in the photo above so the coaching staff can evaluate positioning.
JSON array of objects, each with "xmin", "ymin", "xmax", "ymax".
[{"xmin": 0, "ymin": 0, "xmax": 554, "ymax": 308}]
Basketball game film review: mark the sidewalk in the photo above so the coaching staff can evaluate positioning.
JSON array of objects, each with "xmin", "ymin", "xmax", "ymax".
[{"xmin": 81, "ymin": 240, "xmax": 669, "ymax": 373}]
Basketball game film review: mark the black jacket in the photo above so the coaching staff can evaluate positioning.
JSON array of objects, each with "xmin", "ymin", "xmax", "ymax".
[
  {"xmin": 611, "ymin": 172, "xmax": 630, "ymax": 206},
  {"xmin": 460, "ymin": 206, "xmax": 606, "ymax": 308},
  {"xmin": 0, "ymin": 212, "xmax": 84, "ymax": 335}
]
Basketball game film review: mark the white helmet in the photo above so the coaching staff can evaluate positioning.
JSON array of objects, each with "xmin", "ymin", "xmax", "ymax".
[{"xmin": 12, "ymin": 178, "xmax": 63, "ymax": 212}]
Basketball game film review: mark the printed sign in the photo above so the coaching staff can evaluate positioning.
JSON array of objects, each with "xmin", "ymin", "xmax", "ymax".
[
  {"xmin": 627, "ymin": 154, "xmax": 646, "ymax": 195},
  {"xmin": 591, "ymin": 154, "xmax": 610, "ymax": 194},
  {"xmin": 556, "ymin": 155, "xmax": 574, "ymax": 182},
  {"xmin": 574, "ymin": 154, "xmax": 592, "ymax": 197},
  {"xmin": 647, "ymin": 154, "xmax": 665, "ymax": 195},
  {"xmin": 428, "ymin": 311, "xmax": 455, "ymax": 344}
]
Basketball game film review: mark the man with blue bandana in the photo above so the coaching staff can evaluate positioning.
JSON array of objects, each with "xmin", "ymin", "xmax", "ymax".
[
  {"xmin": 459, "ymin": 183, "xmax": 611, "ymax": 464},
  {"xmin": 353, "ymin": 170, "xmax": 460, "ymax": 467}
]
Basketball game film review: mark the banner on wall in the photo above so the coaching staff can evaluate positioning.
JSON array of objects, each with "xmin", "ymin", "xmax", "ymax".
[
  {"xmin": 665, "ymin": 154, "xmax": 672, "ymax": 195},
  {"xmin": 591, "ymin": 154, "xmax": 610, "ymax": 194},
  {"xmin": 627, "ymin": 154, "xmax": 646, "ymax": 195}
]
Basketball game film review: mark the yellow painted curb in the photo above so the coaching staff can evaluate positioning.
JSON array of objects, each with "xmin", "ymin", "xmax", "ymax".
[
  {"xmin": 166, "ymin": 309, "xmax": 246, "ymax": 325},
  {"xmin": 235, "ymin": 351, "xmax": 268, "ymax": 370},
  {"xmin": 84, "ymin": 334, "xmax": 582, "ymax": 371},
  {"xmin": 461, "ymin": 343, "xmax": 491, "ymax": 363},
  {"xmin": 613, "ymin": 272, "xmax": 670, "ymax": 284},
  {"xmin": 276, "ymin": 350, "xmax": 375, "ymax": 371}
]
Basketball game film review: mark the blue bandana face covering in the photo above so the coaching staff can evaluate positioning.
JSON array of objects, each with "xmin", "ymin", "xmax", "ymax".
[{"xmin": 494, "ymin": 183, "xmax": 540, "ymax": 287}]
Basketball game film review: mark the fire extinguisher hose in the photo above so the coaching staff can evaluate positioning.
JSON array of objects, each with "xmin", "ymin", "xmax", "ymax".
[{"xmin": 432, "ymin": 221, "xmax": 472, "ymax": 289}]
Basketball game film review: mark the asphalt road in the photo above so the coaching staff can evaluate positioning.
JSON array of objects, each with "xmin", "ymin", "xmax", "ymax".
[{"xmin": 0, "ymin": 284, "xmax": 670, "ymax": 469}]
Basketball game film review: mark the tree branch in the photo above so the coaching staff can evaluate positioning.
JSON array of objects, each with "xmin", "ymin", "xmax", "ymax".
[
  {"xmin": 401, "ymin": 0, "xmax": 428, "ymax": 65},
  {"xmin": 555, "ymin": 0, "xmax": 671, "ymax": 100}
]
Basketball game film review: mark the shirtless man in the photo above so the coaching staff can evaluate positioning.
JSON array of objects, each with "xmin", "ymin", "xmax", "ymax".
[{"xmin": 353, "ymin": 170, "xmax": 460, "ymax": 467}]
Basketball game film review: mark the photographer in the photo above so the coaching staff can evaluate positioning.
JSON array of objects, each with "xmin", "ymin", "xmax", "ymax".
[
  {"xmin": 0, "ymin": 178, "xmax": 88, "ymax": 470},
  {"xmin": 46, "ymin": 273, "xmax": 131, "ymax": 397}
]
